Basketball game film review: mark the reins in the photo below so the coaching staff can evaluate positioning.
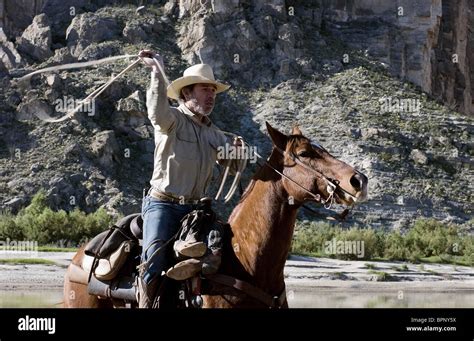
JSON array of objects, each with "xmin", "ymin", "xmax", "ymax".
[{"xmin": 232, "ymin": 139, "xmax": 353, "ymax": 220}]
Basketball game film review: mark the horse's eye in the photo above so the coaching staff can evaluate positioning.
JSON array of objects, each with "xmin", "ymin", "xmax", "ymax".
[{"xmin": 297, "ymin": 150, "xmax": 312, "ymax": 158}]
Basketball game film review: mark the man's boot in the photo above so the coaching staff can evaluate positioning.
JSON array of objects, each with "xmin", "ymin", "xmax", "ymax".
[
  {"xmin": 174, "ymin": 213, "xmax": 207, "ymax": 258},
  {"xmin": 165, "ymin": 258, "xmax": 202, "ymax": 281},
  {"xmin": 137, "ymin": 275, "xmax": 160, "ymax": 308},
  {"xmin": 174, "ymin": 239, "xmax": 207, "ymax": 258},
  {"xmin": 165, "ymin": 252, "xmax": 222, "ymax": 281}
]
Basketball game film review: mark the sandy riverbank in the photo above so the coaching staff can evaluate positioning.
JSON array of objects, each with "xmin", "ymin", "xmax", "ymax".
[{"xmin": 1, "ymin": 252, "xmax": 473, "ymax": 308}]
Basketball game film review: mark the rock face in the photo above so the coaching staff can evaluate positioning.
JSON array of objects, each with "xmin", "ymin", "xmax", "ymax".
[
  {"xmin": 0, "ymin": 27, "xmax": 22, "ymax": 72},
  {"xmin": 0, "ymin": 3, "xmax": 472, "ymax": 229},
  {"xmin": 176, "ymin": 0, "xmax": 472, "ymax": 115},
  {"xmin": 320, "ymin": 0, "xmax": 474, "ymax": 115},
  {"xmin": 1, "ymin": 1, "xmax": 471, "ymax": 114},
  {"xmin": 66, "ymin": 12, "xmax": 121, "ymax": 58},
  {"xmin": 177, "ymin": 0, "xmax": 323, "ymax": 86},
  {"xmin": 431, "ymin": 0, "xmax": 474, "ymax": 116},
  {"xmin": 17, "ymin": 13, "xmax": 53, "ymax": 61},
  {"xmin": 0, "ymin": 0, "xmax": 47, "ymax": 39}
]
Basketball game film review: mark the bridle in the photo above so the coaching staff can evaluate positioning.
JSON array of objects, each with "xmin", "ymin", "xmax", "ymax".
[
  {"xmin": 204, "ymin": 139, "xmax": 360, "ymax": 307},
  {"xmin": 268, "ymin": 144, "xmax": 358, "ymax": 208},
  {"xmin": 214, "ymin": 134, "xmax": 358, "ymax": 220}
]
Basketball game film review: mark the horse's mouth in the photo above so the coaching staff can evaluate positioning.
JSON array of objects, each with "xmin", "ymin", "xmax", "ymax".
[{"xmin": 335, "ymin": 187, "xmax": 367, "ymax": 206}]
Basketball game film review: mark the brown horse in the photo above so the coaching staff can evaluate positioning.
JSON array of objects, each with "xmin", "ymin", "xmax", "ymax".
[{"xmin": 63, "ymin": 122, "xmax": 368, "ymax": 308}]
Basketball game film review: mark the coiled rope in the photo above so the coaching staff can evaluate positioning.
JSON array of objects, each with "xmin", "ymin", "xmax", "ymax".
[
  {"xmin": 19, "ymin": 52, "xmax": 243, "ymax": 201},
  {"xmin": 18, "ymin": 55, "xmax": 140, "ymax": 122}
]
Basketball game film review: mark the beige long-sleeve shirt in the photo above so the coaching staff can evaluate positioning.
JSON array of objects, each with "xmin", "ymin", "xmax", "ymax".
[{"xmin": 146, "ymin": 70, "xmax": 233, "ymax": 200}]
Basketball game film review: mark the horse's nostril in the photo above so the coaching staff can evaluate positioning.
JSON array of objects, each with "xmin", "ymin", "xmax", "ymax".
[{"xmin": 350, "ymin": 173, "xmax": 363, "ymax": 190}]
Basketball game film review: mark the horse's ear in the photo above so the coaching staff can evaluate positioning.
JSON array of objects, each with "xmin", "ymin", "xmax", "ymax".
[
  {"xmin": 291, "ymin": 125, "xmax": 302, "ymax": 135},
  {"xmin": 266, "ymin": 121, "xmax": 288, "ymax": 149}
]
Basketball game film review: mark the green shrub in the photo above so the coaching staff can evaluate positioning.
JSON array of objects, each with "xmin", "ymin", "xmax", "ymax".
[
  {"xmin": 292, "ymin": 222, "xmax": 335, "ymax": 255},
  {"xmin": 25, "ymin": 208, "xmax": 69, "ymax": 244},
  {"xmin": 292, "ymin": 218, "xmax": 474, "ymax": 265},
  {"xmin": 0, "ymin": 191, "xmax": 116, "ymax": 246},
  {"xmin": 383, "ymin": 231, "xmax": 407, "ymax": 260},
  {"xmin": 333, "ymin": 227, "xmax": 384, "ymax": 260},
  {"xmin": 0, "ymin": 213, "xmax": 23, "ymax": 241},
  {"xmin": 404, "ymin": 219, "xmax": 462, "ymax": 257},
  {"xmin": 460, "ymin": 235, "xmax": 474, "ymax": 264}
]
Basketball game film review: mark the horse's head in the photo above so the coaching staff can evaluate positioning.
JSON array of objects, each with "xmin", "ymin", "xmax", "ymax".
[{"xmin": 266, "ymin": 122, "xmax": 368, "ymax": 207}]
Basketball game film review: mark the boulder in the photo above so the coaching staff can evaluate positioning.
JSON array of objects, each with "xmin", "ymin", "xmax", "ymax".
[
  {"xmin": 123, "ymin": 23, "xmax": 147, "ymax": 43},
  {"xmin": 17, "ymin": 14, "xmax": 53, "ymax": 61},
  {"xmin": 66, "ymin": 12, "xmax": 121, "ymax": 58},
  {"xmin": 117, "ymin": 90, "xmax": 146, "ymax": 115},
  {"xmin": 164, "ymin": 0, "xmax": 177, "ymax": 17},
  {"xmin": 90, "ymin": 130, "xmax": 121, "ymax": 170},
  {"xmin": 50, "ymin": 47, "xmax": 76, "ymax": 64},
  {"xmin": 16, "ymin": 99, "xmax": 53, "ymax": 121},
  {"xmin": 46, "ymin": 74, "xmax": 62, "ymax": 89},
  {"xmin": 410, "ymin": 149, "xmax": 429, "ymax": 165},
  {"xmin": 77, "ymin": 42, "xmax": 120, "ymax": 61},
  {"xmin": 0, "ymin": 28, "xmax": 23, "ymax": 71}
]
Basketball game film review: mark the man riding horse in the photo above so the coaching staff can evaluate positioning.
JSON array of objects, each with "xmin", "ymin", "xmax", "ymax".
[{"xmin": 137, "ymin": 50, "xmax": 240, "ymax": 308}]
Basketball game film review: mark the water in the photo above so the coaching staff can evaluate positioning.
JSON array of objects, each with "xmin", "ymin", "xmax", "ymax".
[
  {"xmin": 0, "ymin": 290, "xmax": 63, "ymax": 308},
  {"xmin": 288, "ymin": 290, "xmax": 474, "ymax": 308},
  {"xmin": 1, "ymin": 289, "xmax": 474, "ymax": 308}
]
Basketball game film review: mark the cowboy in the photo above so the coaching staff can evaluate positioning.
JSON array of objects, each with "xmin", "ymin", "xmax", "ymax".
[{"xmin": 137, "ymin": 50, "xmax": 238, "ymax": 308}]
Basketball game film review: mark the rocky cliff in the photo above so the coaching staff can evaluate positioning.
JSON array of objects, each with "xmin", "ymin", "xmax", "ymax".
[
  {"xmin": 320, "ymin": 0, "xmax": 473, "ymax": 116},
  {"xmin": 0, "ymin": 0, "xmax": 472, "ymax": 230},
  {"xmin": 0, "ymin": 0, "xmax": 47, "ymax": 39}
]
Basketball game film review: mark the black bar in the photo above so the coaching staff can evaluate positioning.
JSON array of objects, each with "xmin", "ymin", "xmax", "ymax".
[{"xmin": 1, "ymin": 308, "xmax": 473, "ymax": 340}]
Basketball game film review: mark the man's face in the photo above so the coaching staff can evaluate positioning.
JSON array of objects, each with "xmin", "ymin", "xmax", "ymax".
[{"xmin": 185, "ymin": 83, "xmax": 217, "ymax": 116}]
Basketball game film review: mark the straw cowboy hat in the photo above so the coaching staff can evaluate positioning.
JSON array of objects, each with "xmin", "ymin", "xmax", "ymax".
[{"xmin": 167, "ymin": 64, "xmax": 230, "ymax": 100}]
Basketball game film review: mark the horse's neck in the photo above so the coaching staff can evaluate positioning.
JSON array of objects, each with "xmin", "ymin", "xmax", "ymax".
[{"xmin": 227, "ymin": 166, "xmax": 298, "ymax": 294}]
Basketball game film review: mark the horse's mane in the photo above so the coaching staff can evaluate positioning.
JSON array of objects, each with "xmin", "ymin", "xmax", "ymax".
[{"xmin": 235, "ymin": 134, "xmax": 309, "ymax": 205}]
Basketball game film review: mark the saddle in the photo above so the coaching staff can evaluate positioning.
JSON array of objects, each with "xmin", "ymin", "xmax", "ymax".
[
  {"xmin": 82, "ymin": 213, "xmax": 142, "ymax": 280},
  {"xmin": 76, "ymin": 200, "xmax": 228, "ymax": 308}
]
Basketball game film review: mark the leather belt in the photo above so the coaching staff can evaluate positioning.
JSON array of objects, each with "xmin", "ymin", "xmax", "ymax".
[{"xmin": 149, "ymin": 189, "xmax": 201, "ymax": 205}]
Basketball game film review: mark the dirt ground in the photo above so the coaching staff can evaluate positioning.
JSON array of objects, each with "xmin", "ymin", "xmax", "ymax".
[{"xmin": 1, "ymin": 252, "xmax": 473, "ymax": 308}]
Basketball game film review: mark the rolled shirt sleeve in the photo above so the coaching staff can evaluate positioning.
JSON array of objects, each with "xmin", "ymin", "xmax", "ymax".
[{"xmin": 146, "ymin": 70, "xmax": 177, "ymax": 132}]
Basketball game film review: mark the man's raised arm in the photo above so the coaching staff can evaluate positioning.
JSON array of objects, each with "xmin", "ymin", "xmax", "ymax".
[{"xmin": 140, "ymin": 50, "xmax": 177, "ymax": 133}]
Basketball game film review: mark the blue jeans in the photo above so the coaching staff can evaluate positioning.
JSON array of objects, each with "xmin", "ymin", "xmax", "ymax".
[{"xmin": 141, "ymin": 196, "xmax": 195, "ymax": 285}]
